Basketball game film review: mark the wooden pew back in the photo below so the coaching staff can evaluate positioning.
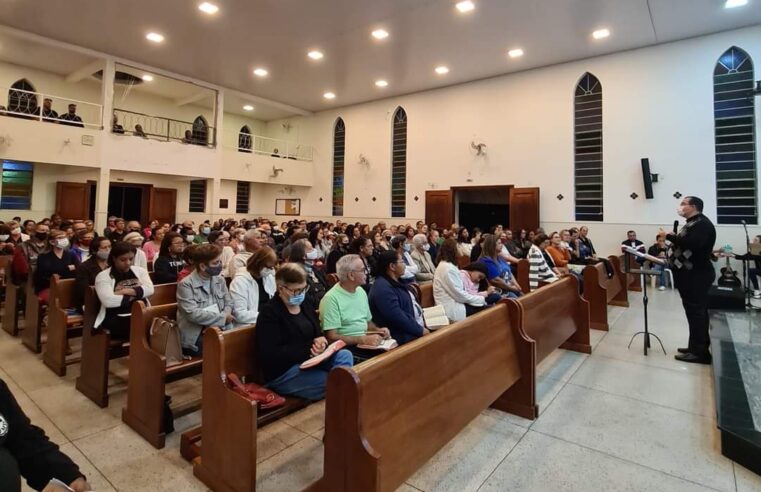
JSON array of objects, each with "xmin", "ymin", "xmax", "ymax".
[
  {"xmin": 317, "ymin": 303, "xmax": 530, "ymax": 491},
  {"xmin": 418, "ymin": 283, "xmax": 434, "ymax": 308},
  {"xmin": 43, "ymin": 276, "xmax": 83, "ymax": 376},
  {"xmin": 2, "ymin": 259, "xmax": 21, "ymax": 336},
  {"xmin": 516, "ymin": 259, "xmax": 530, "ymax": 293},
  {"xmin": 582, "ymin": 256, "xmax": 629, "ymax": 331}
]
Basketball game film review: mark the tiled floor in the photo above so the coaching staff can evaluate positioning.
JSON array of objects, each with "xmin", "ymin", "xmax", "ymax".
[{"xmin": 3, "ymin": 289, "xmax": 761, "ymax": 491}]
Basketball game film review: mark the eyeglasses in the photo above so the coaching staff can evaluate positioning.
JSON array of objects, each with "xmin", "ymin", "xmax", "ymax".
[{"xmin": 280, "ymin": 284, "xmax": 310, "ymax": 296}]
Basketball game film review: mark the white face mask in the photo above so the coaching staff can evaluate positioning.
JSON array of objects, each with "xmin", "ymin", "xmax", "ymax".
[
  {"xmin": 306, "ymin": 249, "xmax": 320, "ymax": 260},
  {"xmin": 186, "ymin": 234, "xmax": 195, "ymax": 242},
  {"xmin": 423, "ymin": 243, "xmax": 430, "ymax": 251},
  {"xmin": 12, "ymin": 228, "xmax": 21, "ymax": 235},
  {"xmin": 261, "ymin": 267, "xmax": 275, "ymax": 277},
  {"xmin": 0, "ymin": 234, "xmax": 9, "ymax": 241},
  {"xmin": 56, "ymin": 238, "xmax": 70, "ymax": 249}
]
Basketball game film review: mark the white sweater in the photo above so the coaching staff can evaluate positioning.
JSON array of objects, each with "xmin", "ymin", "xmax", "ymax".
[
  {"xmin": 229, "ymin": 270, "xmax": 276, "ymax": 327},
  {"xmin": 433, "ymin": 261, "xmax": 486, "ymax": 322},
  {"xmin": 93, "ymin": 265, "xmax": 154, "ymax": 329}
]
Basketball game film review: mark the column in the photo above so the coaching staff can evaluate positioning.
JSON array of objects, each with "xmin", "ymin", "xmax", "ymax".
[
  {"xmin": 94, "ymin": 167, "xmax": 110, "ymax": 233},
  {"xmin": 95, "ymin": 58, "xmax": 116, "ymax": 232},
  {"xmin": 210, "ymin": 177, "xmax": 222, "ymax": 220}
]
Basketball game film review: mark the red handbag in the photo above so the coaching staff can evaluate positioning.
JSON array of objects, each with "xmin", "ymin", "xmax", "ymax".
[{"xmin": 226, "ymin": 373, "xmax": 286, "ymax": 409}]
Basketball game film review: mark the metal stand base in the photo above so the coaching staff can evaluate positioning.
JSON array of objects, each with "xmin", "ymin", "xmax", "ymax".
[
  {"xmin": 628, "ymin": 330, "xmax": 667, "ymax": 356},
  {"xmin": 622, "ymin": 254, "xmax": 668, "ymax": 356}
]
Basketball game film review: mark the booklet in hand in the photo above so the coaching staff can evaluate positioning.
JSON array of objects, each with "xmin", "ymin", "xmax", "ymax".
[
  {"xmin": 300, "ymin": 340, "xmax": 347, "ymax": 370},
  {"xmin": 423, "ymin": 304, "xmax": 450, "ymax": 330},
  {"xmin": 357, "ymin": 338, "xmax": 399, "ymax": 351}
]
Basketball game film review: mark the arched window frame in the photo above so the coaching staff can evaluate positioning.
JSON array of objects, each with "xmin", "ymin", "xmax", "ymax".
[
  {"xmin": 573, "ymin": 73, "xmax": 603, "ymax": 222},
  {"xmin": 8, "ymin": 78, "xmax": 38, "ymax": 115},
  {"xmin": 238, "ymin": 125, "xmax": 252, "ymax": 153},
  {"xmin": 332, "ymin": 118, "xmax": 346, "ymax": 216},
  {"xmin": 192, "ymin": 115, "xmax": 209, "ymax": 146},
  {"xmin": 391, "ymin": 107, "xmax": 407, "ymax": 218}
]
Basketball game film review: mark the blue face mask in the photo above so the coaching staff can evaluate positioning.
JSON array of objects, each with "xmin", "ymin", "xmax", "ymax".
[
  {"xmin": 288, "ymin": 292, "xmax": 306, "ymax": 306},
  {"xmin": 403, "ymin": 243, "xmax": 411, "ymax": 253},
  {"xmin": 205, "ymin": 264, "xmax": 223, "ymax": 276}
]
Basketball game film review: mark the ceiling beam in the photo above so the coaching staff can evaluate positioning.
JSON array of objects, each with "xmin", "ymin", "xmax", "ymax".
[
  {"xmin": 65, "ymin": 59, "xmax": 104, "ymax": 83},
  {"xmin": 174, "ymin": 91, "xmax": 210, "ymax": 107}
]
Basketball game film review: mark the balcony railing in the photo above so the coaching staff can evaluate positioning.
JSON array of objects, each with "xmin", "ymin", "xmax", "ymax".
[
  {"xmin": 236, "ymin": 134, "xmax": 313, "ymax": 161},
  {"xmin": 113, "ymin": 108, "xmax": 217, "ymax": 147},
  {"xmin": 0, "ymin": 86, "xmax": 103, "ymax": 129}
]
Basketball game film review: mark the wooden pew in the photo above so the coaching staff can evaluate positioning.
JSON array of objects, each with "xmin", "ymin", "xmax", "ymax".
[
  {"xmin": 516, "ymin": 259, "xmax": 530, "ymax": 293},
  {"xmin": 2, "ymin": 259, "xmax": 22, "ymax": 336},
  {"xmin": 76, "ymin": 283, "xmax": 177, "ymax": 407},
  {"xmin": 456, "ymin": 255, "xmax": 470, "ymax": 269},
  {"xmin": 418, "ymin": 283, "xmax": 434, "ymax": 308},
  {"xmin": 309, "ymin": 303, "xmax": 534, "ymax": 492},
  {"xmin": 42, "ymin": 276, "xmax": 84, "ymax": 376},
  {"xmin": 621, "ymin": 254, "xmax": 643, "ymax": 292},
  {"xmin": 187, "ymin": 326, "xmax": 310, "ymax": 491},
  {"xmin": 122, "ymin": 301, "xmax": 203, "ymax": 448},
  {"xmin": 326, "ymin": 273, "xmax": 339, "ymax": 287},
  {"xmin": 504, "ymin": 276, "xmax": 591, "ymax": 416},
  {"xmin": 582, "ymin": 255, "xmax": 629, "ymax": 331},
  {"xmin": 21, "ymin": 275, "xmax": 44, "ymax": 353}
]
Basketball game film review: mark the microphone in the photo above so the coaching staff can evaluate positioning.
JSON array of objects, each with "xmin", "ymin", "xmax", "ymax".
[
  {"xmin": 741, "ymin": 219, "xmax": 746, "ymax": 225},
  {"xmin": 673, "ymin": 220, "xmax": 679, "ymax": 235}
]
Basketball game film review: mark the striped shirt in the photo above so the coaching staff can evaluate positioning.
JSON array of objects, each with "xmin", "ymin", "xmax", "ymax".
[{"xmin": 528, "ymin": 244, "xmax": 557, "ymax": 291}]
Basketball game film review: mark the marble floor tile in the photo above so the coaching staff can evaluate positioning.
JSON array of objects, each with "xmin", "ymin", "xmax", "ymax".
[
  {"xmin": 0, "ymin": 345, "xmax": 76, "ymax": 393},
  {"xmin": 397, "ymin": 484, "xmax": 424, "ymax": 492},
  {"xmin": 592, "ymin": 332, "xmax": 713, "ymax": 376},
  {"xmin": 282, "ymin": 400, "xmax": 325, "ymax": 435},
  {"xmin": 735, "ymin": 463, "xmax": 761, "ymax": 492},
  {"xmin": 74, "ymin": 424, "xmax": 206, "ymax": 492},
  {"xmin": 28, "ymin": 382, "xmax": 122, "ymax": 441},
  {"xmin": 20, "ymin": 442, "xmax": 117, "ymax": 492},
  {"xmin": 589, "ymin": 328, "xmax": 607, "ymax": 349},
  {"xmin": 480, "ymin": 430, "xmax": 718, "ymax": 492},
  {"xmin": 536, "ymin": 348, "xmax": 587, "ymax": 382},
  {"xmin": 406, "ymin": 411, "xmax": 527, "ymax": 492},
  {"xmin": 14, "ymin": 389, "xmax": 68, "ymax": 445},
  {"xmin": 483, "ymin": 374, "xmax": 567, "ymax": 429},
  {"xmin": 569, "ymin": 356, "xmax": 715, "ymax": 418},
  {"xmin": 532, "ymin": 385, "xmax": 735, "ymax": 492},
  {"xmin": 256, "ymin": 419, "xmax": 311, "ymax": 463},
  {"xmin": 256, "ymin": 436, "xmax": 324, "ymax": 492}
]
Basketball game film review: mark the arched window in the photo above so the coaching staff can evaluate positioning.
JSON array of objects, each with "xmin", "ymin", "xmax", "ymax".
[
  {"xmin": 238, "ymin": 125, "xmax": 252, "ymax": 153},
  {"xmin": 714, "ymin": 46, "xmax": 757, "ymax": 224},
  {"xmin": 574, "ymin": 73, "xmax": 603, "ymax": 221},
  {"xmin": 391, "ymin": 107, "xmax": 407, "ymax": 218},
  {"xmin": 192, "ymin": 116, "xmax": 209, "ymax": 146},
  {"xmin": 8, "ymin": 79, "xmax": 38, "ymax": 115},
  {"xmin": 332, "ymin": 118, "xmax": 345, "ymax": 216}
]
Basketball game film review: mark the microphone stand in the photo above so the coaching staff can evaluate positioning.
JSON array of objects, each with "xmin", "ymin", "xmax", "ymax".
[
  {"xmin": 742, "ymin": 221, "xmax": 753, "ymax": 309},
  {"xmin": 623, "ymin": 248, "xmax": 667, "ymax": 356}
]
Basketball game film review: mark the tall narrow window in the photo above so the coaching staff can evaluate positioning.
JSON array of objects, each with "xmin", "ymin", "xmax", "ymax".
[
  {"xmin": 189, "ymin": 179, "xmax": 206, "ymax": 213},
  {"xmin": 0, "ymin": 160, "xmax": 33, "ymax": 210},
  {"xmin": 8, "ymin": 79, "xmax": 37, "ymax": 115},
  {"xmin": 714, "ymin": 46, "xmax": 757, "ymax": 224},
  {"xmin": 391, "ymin": 107, "xmax": 407, "ymax": 218},
  {"xmin": 332, "ymin": 118, "xmax": 345, "ymax": 216},
  {"xmin": 192, "ymin": 116, "xmax": 209, "ymax": 146},
  {"xmin": 236, "ymin": 181, "xmax": 250, "ymax": 214},
  {"xmin": 574, "ymin": 73, "xmax": 603, "ymax": 222},
  {"xmin": 238, "ymin": 125, "xmax": 252, "ymax": 153}
]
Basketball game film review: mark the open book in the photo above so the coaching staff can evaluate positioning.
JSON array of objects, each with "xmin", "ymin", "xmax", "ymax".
[
  {"xmin": 357, "ymin": 338, "xmax": 399, "ymax": 351},
  {"xmin": 299, "ymin": 340, "xmax": 347, "ymax": 370},
  {"xmin": 423, "ymin": 304, "xmax": 450, "ymax": 330}
]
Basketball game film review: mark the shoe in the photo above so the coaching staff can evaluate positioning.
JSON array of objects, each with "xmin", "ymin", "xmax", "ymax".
[
  {"xmin": 674, "ymin": 353, "xmax": 712, "ymax": 365},
  {"xmin": 677, "ymin": 347, "xmax": 690, "ymax": 354},
  {"xmin": 754, "ymin": 290, "xmax": 761, "ymax": 299},
  {"xmin": 657, "ymin": 286, "xmax": 666, "ymax": 291}
]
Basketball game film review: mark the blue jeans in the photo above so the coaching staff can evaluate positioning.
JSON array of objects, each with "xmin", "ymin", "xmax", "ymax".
[
  {"xmin": 750, "ymin": 268, "xmax": 760, "ymax": 290},
  {"xmin": 652, "ymin": 264, "xmax": 667, "ymax": 288},
  {"xmin": 267, "ymin": 349, "xmax": 353, "ymax": 401}
]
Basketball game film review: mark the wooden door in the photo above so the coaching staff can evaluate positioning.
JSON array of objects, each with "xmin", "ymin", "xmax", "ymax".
[
  {"xmin": 149, "ymin": 187, "xmax": 177, "ymax": 225},
  {"xmin": 55, "ymin": 182, "xmax": 91, "ymax": 220},
  {"xmin": 425, "ymin": 190, "xmax": 453, "ymax": 228},
  {"xmin": 509, "ymin": 187, "xmax": 540, "ymax": 232}
]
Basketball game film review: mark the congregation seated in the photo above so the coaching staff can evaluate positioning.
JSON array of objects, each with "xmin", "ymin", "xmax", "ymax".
[
  {"xmin": 320, "ymin": 254, "xmax": 391, "ymax": 360},
  {"xmin": 34, "ymin": 229, "xmax": 80, "ymax": 303},
  {"xmin": 0, "ymin": 224, "xmax": 15, "ymax": 255},
  {"xmin": 256, "ymin": 263, "xmax": 354, "ymax": 400},
  {"xmin": 503, "ymin": 229, "xmax": 525, "ymax": 259},
  {"xmin": 73, "ymin": 236, "xmax": 111, "ymax": 310},
  {"xmin": 229, "ymin": 247, "xmax": 277, "ymax": 327},
  {"xmin": 227, "ymin": 228, "xmax": 266, "ymax": 275},
  {"xmin": 647, "ymin": 234, "xmax": 671, "ymax": 290},
  {"xmin": 410, "ymin": 233, "xmax": 435, "ymax": 285},
  {"xmin": 207, "ymin": 230, "xmax": 235, "ymax": 277},
  {"xmin": 123, "ymin": 232, "xmax": 148, "ymax": 269},
  {"xmin": 546, "ymin": 230, "xmax": 572, "ymax": 270},
  {"xmin": 350, "ymin": 236, "xmax": 375, "ymax": 291},
  {"xmin": 11, "ymin": 223, "xmax": 51, "ymax": 284},
  {"xmin": 576, "ymin": 225, "xmax": 597, "ymax": 261},
  {"xmin": 176, "ymin": 243, "xmax": 234, "ymax": 356},
  {"xmin": 434, "ymin": 239, "xmax": 487, "ymax": 321},
  {"xmin": 369, "ymin": 250, "xmax": 427, "ymax": 345},
  {"xmin": 390, "ymin": 235, "xmax": 418, "ymax": 284},
  {"xmin": 460, "ymin": 262, "xmax": 501, "ymax": 314},
  {"xmin": 307, "ymin": 226, "xmax": 330, "ymax": 260},
  {"xmin": 326, "ymin": 233, "xmax": 350, "ymax": 274},
  {"xmin": 152, "ymin": 232, "xmax": 185, "ymax": 284},
  {"xmin": 527, "ymin": 234, "xmax": 558, "ymax": 291},
  {"xmin": 286, "ymin": 240, "xmax": 329, "ymax": 307},
  {"xmin": 141, "ymin": 226, "xmax": 164, "ymax": 263},
  {"xmin": 478, "ymin": 234, "xmax": 523, "ymax": 298},
  {"xmin": 93, "ymin": 242, "xmax": 154, "ymax": 340},
  {"xmin": 456, "ymin": 227, "xmax": 473, "ymax": 258}
]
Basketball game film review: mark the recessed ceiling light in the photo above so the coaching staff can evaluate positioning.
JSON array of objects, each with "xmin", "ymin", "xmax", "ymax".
[
  {"xmin": 592, "ymin": 28, "xmax": 610, "ymax": 40},
  {"xmin": 141, "ymin": 74, "xmax": 154, "ymax": 82},
  {"xmin": 375, "ymin": 79, "xmax": 389, "ymax": 88},
  {"xmin": 198, "ymin": 2, "xmax": 219, "ymax": 14},
  {"xmin": 243, "ymin": 105, "xmax": 254, "ymax": 111},
  {"xmin": 372, "ymin": 29, "xmax": 389, "ymax": 40},
  {"xmin": 253, "ymin": 68, "xmax": 268, "ymax": 77},
  {"xmin": 507, "ymin": 48, "xmax": 524, "ymax": 58},
  {"xmin": 435, "ymin": 66, "xmax": 449, "ymax": 75},
  {"xmin": 725, "ymin": 0, "xmax": 748, "ymax": 8},
  {"xmin": 455, "ymin": 1, "xmax": 475, "ymax": 13},
  {"xmin": 307, "ymin": 50, "xmax": 324, "ymax": 60},
  {"xmin": 146, "ymin": 32, "xmax": 165, "ymax": 43},
  {"xmin": 323, "ymin": 92, "xmax": 336, "ymax": 100}
]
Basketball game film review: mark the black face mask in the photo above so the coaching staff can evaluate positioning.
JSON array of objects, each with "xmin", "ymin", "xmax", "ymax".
[{"xmin": 35, "ymin": 232, "xmax": 48, "ymax": 241}]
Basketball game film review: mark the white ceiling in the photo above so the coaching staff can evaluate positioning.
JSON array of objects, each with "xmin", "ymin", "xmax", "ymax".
[{"xmin": 0, "ymin": 0, "xmax": 760, "ymax": 118}]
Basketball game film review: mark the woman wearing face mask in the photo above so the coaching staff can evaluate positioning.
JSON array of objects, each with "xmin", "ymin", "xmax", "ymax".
[
  {"xmin": 74, "ymin": 237, "xmax": 111, "ymax": 310},
  {"xmin": 390, "ymin": 235, "xmax": 418, "ymax": 284},
  {"xmin": 34, "ymin": 230, "xmax": 80, "ymax": 303},
  {"xmin": 410, "ymin": 233, "xmax": 435, "ymax": 284},
  {"xmin": 326, "ymin": 233, "xmax": 350, "ymax": 274},
  {"xmin": 289, "ymin": 240, "xmax": 329, "ymax": 306},
  {"xmin": 153, "ymin": 232, "xmax": 185, "ymax": 284},
  {"xmin": 229, "ymin": 228, "xmax": 247, "ymax": 253},
  {"xmin": 142, "ymin": 227, "xmax": 165, "ymax": 263},
  {"xmin": 194, "ymin": 223, "xmax": 212, "ymax": 244},
  {"xmin": 208, "ymin": 230, "xmax": 235, "ymax": 278},
  {"xmin": 123, "ymin": 232, "xmax": 148, "ymax": 270},
  {"xmin": 229, "ymin": 247, "xmax": 277, "ymax": 327},
  {"xmin": 176, "ymin": 243, "xmax": 235, "ymax": 356},
  {"xmin": 72, "ymin": 231, "xmax": 95, "ymax": 263},
  {"xmin": 256, "ymin": 263, "xmax": 353, "ymax": 400},
  {"xmin": 93, "ymin": 241, "xmax": 154, "ymax": 340},
  {"xmin": 0, "ymin": 224, "xmax": 15, "ymax": 255}
]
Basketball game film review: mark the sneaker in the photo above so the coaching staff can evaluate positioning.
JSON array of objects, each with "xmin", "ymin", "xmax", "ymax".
[
  {"xmin": 754, "ymin": 290, "xmax": 761, "ymax": 299},
  {"xmin": 657, "ymin": 286, "xmax": 666, "ymax": 291}
]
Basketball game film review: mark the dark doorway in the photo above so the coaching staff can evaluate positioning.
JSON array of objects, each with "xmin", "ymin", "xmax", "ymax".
[
  {"xmin": 108, "ymin": 184, "xmax": 145, "ymax": 222},
  {"xmin": 458, "ymin": 203, "xmax": 509, "ymax": 233}
]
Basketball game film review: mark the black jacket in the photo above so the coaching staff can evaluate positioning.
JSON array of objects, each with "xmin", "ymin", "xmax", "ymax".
[
  {"xmin": 667, "ymin": 213, "xmax": 716, "ymax": 271},
  {"xmin": 74, "ymin": 257, "xmax": 106, "ymax": 309},
  {"xmin": 34, "ymin": 250, "xmax": 79, "ymax": 294},
  {"xmin": 255, "ymin": 296, "xmax": 321, "ymax": 383},
  {"xmin": 153, "ymin": 255, "xmax": 184, "ymax": 284},
  {"xmin": 0, "ymin": 379, "xmax": 83, "ymax": 491}
]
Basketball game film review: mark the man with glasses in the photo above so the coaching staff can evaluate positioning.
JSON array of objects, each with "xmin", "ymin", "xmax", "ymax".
[{"xmin": 320, "ymin": 254, "xmax": 390, "ymax": 361}]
